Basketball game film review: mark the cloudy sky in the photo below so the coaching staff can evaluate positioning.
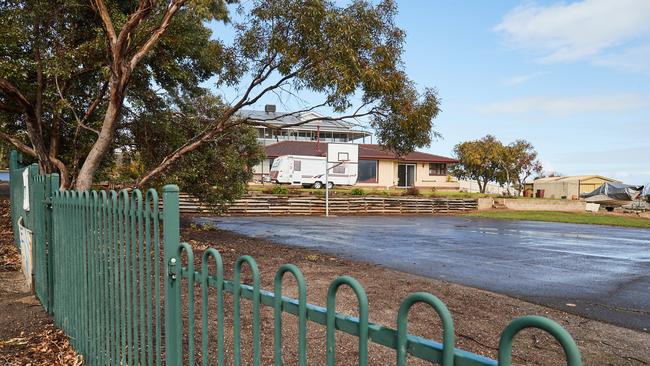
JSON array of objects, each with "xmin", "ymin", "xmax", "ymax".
[
  {"xmin": 395, "ymin": 0, "xmax": 650, "ymax": 184},
  {"xmin": 209, "ymin": 0, "xmax": 650, "ymax": 184}
]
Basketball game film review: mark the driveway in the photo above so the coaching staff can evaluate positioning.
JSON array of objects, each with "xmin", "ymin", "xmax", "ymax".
[{"xmin": 195, "ymin": 215, "xmax": 650, "ymax": 331}]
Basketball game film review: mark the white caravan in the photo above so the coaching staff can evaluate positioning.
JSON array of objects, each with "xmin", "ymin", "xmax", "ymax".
[{"xmin": 270, "ymin": 155, "xmax": 358, "ymax": 188}]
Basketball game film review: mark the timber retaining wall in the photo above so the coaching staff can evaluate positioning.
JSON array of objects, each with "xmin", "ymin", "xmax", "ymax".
[{"xmin": 179, "ymin": 193, "xmax": 477, "ymax": 215}]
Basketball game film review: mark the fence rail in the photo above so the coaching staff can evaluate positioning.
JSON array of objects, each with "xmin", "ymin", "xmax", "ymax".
[
  {"xmin": 179, "ymin": 193, "xmax": 478, "ymax": 215},
  {"xmin": 8, "ymin": 150, "xmax": 582, "ymax": 365}
]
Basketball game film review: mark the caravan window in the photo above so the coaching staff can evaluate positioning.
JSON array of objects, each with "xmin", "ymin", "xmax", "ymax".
[
  {"xmin": 333, "ymin": 164, "xmax": 345, "ymax": 174},
  {"xmin": 294, "ymin": 160, "xmax": 301, "ymax": 171}
]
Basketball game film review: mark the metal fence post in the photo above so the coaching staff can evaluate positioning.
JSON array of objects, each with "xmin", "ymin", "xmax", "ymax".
[
  {"xmin": 9, "ymin": 150, "xmax": 20, "ymax": 248},
  {"xmin": 45, "ymin": 173, "xmax": 59, "ymax": 314},
  {"xmin": 163, "ymin": 184, "xmax": 182, "ymax": 366},
  {"xmin": 26, "ymin": 164, "xmax": 39, "ymax": 231}
]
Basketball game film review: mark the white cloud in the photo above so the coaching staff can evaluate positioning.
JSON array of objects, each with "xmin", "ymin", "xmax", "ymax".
[
  {"xmin": 501, "ymin": 72, "xmax": 546, "ymax": 86},
  {"xmin": 495, "ymin": 0, "xmax": 650, "ymax": 64},
  {"xmin": 593, "ymin": 44, "xmax": 650, "ymax": 74},
  {"xmin": 479, "ymin": 94, "xmax": 650, "ymax": 116}
]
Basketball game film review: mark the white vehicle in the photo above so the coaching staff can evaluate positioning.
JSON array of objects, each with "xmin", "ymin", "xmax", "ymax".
[{"xmin": 270, "ymin": 155, "xmax": 358, "ymax": 188}]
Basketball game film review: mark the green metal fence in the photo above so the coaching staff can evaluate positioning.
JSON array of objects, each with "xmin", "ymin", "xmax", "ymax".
[
  {"xmin": 9, "ymin": 150, "xmax": 29, "ymax": 249},
  {"xmin": 9, "ymin": 151, "xmax": 583, "ymax": 365},
  {"xmin": 9, "ymin": 151, "xmax": 59, "ymax": 310}
]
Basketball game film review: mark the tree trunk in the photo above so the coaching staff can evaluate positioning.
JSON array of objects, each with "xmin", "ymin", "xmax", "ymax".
[
  {"xmin": 75, "ymin": 83, "xmax": 124, "ymax": 190},
  {"xmin": 477, "ymin": 178, "xmax": 486, "ymax": 193}
]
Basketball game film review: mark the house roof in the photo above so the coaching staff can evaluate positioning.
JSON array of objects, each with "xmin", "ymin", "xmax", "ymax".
[
  {"xmin": 264, "ymin": 141, "xmax": 458, "ymax": 163},
  {"xmin": 533, "ymin": 175, "xmax": 620, "ymax": 183},
  {"xmin": 239, "ymin": 109, "xmax": 370, "ymax": 135}
]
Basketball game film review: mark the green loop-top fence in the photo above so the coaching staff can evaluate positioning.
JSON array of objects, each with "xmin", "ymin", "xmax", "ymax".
[{"xmin": 8, "ymin": 151, "xmax": 582, "ymax": 366}]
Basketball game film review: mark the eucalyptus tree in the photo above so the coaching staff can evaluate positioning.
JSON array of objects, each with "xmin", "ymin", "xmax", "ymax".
[
  {"xmin": 1, "ymin": 0, "xmax": 441, "ymax": 193},
  {"xmin": 451, "ymin": 135, "xmax": 504, "ymax": 194},
  {"xmin": 501, "ymin": 140, "xmax": 542, "ymax": 196}
]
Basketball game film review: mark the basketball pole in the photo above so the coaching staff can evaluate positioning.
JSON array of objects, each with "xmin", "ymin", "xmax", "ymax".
[
  {"xmin": 325, "ymin": 160, "xmax": 329, "ymax": 217},
  {"xmin": 324, "ymin": 143, "xmax": 359, "ymax": 217}
]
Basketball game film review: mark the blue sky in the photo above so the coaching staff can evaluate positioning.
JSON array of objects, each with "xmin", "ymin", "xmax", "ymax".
[
  {"xmin": 209, "ymin": 0, "xmax": 650, "ymax": 184},
  {"xmin": 395, "ymin": 0, "xmax": 650, "ymax": 184}
]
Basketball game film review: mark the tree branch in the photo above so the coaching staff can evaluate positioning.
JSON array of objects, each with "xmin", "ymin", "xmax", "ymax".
[
  {"xmin": 129, "ymin": 0, "xmax": 188, "ymax": 71},
  {"xmin": 241, "ymin": 66, "xmax": 309, "ymax": 108},
  {"xmin": 116, "ymin": 0, "xmax": 154, "ymax": 48},
  {"xmin": 0, "ymin": 78, "xmax": 35, "ymax": 114},
  {"xmin": 54, "ymin": 76, "xmax": 101, "ymax": 135},
  {"xmin": 92, "ymin": 0, "xmax": 118, "ymax": 46},
  {"xmin": 0, "ymin": 77, "xmax": 52, "ymax": 171},
  {"xmin": 0, "ymin": 103, "xmax": 23, "ymax": 114},
  {"xmin": 0, "ymin": 130, "xmax": 36, "ymax": 157}
]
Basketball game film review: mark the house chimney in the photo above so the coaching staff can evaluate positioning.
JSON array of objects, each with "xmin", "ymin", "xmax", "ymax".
[{"xmin": 264, "ymin": 104, "xmax": 276, "ymax": 113}]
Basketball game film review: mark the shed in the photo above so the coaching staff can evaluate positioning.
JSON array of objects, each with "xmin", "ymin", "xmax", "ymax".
[{"xmin": 532, "ymin": 175, "xmax": 621, "ymax": 199}]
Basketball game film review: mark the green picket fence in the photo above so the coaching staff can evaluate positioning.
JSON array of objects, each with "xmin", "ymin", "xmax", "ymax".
[{"xmin": 9, "ymin": 151, "xmax": 583, "ymax": 365}]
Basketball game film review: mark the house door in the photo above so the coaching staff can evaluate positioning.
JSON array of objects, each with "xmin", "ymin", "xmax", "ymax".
[{"xmin": 397, "ymin": 164, "xmax": 415, "ymax": 187}]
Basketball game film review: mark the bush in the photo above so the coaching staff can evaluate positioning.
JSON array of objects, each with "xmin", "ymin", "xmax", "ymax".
[
  {"xmin": 403, "ymin": 187, "xmax": 421, "ymax": 196},
  {"xmin": 271, "ymin": 185, "xmax": 289, "ymax": 195},
  {"xmin": 350, "ymin": 188, "xmax": 365, "ymax": 196}
]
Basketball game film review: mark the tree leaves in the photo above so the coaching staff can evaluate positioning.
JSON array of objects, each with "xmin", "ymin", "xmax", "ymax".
[
  {"xmin": 1, "ymin": 0, "xmax": 441, "ymax": 193},
  {"xmin": 452, "ymin": 135, "xmax": 542, "ymax": 195}
]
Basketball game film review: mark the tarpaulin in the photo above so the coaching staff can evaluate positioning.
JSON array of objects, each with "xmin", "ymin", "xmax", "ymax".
[{"xmin": 580, "ymin": 182, "xmax": 642, "ymax": 201}]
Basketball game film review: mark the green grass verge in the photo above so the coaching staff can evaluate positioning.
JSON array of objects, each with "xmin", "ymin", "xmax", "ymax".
[
  {"xmin": 248, "ymin": 185, "xmax": 497, "ymax": 198},
  {"xmin": 464, "ymin": 210, "xmax": 650, "ymax": 228}
]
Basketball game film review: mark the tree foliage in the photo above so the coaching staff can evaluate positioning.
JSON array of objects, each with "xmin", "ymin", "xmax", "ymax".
[
  {"xmin": 452, "ymin": 135, "xmax": 542, "ymax": 195},
  {"xmin": 0, "ymin": 0, "xmax": 441, "ymax": 201},
  {"xmin": 499, "ymin": 140, "xmax": 543, "ymax": 195},
  {"xmin": 129, "ymin": 94, "xmax": 264, "ymax": 210}
]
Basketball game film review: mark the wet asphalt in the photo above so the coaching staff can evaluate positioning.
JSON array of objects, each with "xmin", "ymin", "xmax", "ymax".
[{"xmin": 195, "ymin": 215, "xmax": 650, "ymax": 332}]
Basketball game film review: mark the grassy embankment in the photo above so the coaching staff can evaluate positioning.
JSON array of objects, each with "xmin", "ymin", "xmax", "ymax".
[
  {"xmin": 465, "ymin": 210, "xmax": 650, "ymax": 228},
  {"xmin": 247, "ymin": 185, "xmax": 497, "ymax": 198}
]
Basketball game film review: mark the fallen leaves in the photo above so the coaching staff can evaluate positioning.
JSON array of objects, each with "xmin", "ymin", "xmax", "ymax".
[{"xmin": 0, "ymin": 324, "xmax": 83, "ymax": 366}]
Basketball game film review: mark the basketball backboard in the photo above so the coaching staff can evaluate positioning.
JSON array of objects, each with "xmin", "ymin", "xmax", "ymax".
[{"xmin": 327, "ymin": 143, "xmax": 358, "ymax": 163}]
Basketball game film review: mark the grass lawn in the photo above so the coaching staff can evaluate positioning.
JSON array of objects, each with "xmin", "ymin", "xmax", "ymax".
[{"xmin": 465, "ymin": 210, "xmax": 650, "ymax": 228}]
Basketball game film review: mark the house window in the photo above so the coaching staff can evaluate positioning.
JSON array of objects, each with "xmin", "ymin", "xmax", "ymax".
[
  {"xmin": 429, "ymin": 163, "xmax": 447, "ymax": 176},
  {"xmin": 358, "ymin": 160, "xmax": 378, "ymax": 183},
  {"xmin": 294, "ymin": 160, "xmax": 301, "ymax": 171},
  {"xmin": 332, "ymin": 164, "xmax": 345, "ymax": 174}
]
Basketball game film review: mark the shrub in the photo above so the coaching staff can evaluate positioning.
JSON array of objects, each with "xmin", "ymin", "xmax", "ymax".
[
  {"xmin": 350, "ymin": 188, "xmax": 365, "ymax": 196},
  {"xmin": 403, "ymin": 187, "xmax": 421, "ymax": 196},
  {"xmin": 271, "ymin": 185, "xmax": 289, "ymax": 195}
]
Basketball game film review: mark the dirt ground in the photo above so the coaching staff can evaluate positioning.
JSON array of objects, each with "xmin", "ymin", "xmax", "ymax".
[{"xmin": 180, "ymin": 222, "xmax": 650, "ymax": 366}]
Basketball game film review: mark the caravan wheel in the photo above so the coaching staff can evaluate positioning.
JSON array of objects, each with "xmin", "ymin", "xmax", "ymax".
[
  {"xmin": 312, "ymin": 181, "xmax": 323, "ymax": 189},
  {"xmin": 326, "ymin": 182, "xmax": 334, "ymax": 189}
]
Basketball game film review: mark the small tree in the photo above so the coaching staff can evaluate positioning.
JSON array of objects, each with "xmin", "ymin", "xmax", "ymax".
[
  {"xmin": 451, "ymin": 135, "xmax": 503, "ymax": 193},
  {"xmin": 498, "ymin": 140, "xmax": 542, "ymax": 196}
]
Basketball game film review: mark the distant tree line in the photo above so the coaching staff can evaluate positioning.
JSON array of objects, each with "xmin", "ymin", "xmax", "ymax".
[{"xmin": 451, "ymin": 135, "xmax": 543, "ymax": 195}]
